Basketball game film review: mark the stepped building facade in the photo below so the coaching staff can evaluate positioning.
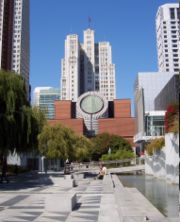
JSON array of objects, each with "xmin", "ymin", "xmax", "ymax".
[
  {"xmin": 61, "ymin": 29, "xmax": 116, "ymax": 102},
  {"xmin": 49, "ymin": 28, "xmax": 135, "ymax": 145}
]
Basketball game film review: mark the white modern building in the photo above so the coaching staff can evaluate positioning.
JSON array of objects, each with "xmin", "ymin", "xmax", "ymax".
[
  {"xmin": 134, "ymin": 71, "xmax": 174, "ymax": 143},
  {"xmin": 33, "ymin": 87, "xmax": 60, "ymax": 119},
  {"xmin": 61, "ymin": 28, "xmax": 116, "ymax": 102},
  {"xmin": 156, "ymin": 3, "xmax": 180, "ymax": 75},
  {"xmin": 0, "ymin": 0, "xmax": 30, "ymax": 98}
]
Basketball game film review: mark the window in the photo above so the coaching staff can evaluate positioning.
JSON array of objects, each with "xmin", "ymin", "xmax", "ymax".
[
  {"xmin": 174, "ymin": 69, "xmax": 179, "ymax": 72},
  {"xmin": 170, "ymin": 8, "xmax": 175, "ymax": 19},
  {"xmin": 177, "ymin": 8, "xmax": 180, "ymax": 18},
  {"xmin": 172, "ymin": 49, "xmax": 178, "ymax": 52},
  {"xmin": 173, "ymin": 59, "xmax": 178, "ymax": 62},
  {"xmin": 166, "ymin": 69, "xmax": 169, "ymax": 72}
]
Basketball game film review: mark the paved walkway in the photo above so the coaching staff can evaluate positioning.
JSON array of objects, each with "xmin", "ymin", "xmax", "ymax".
[
  {"xmin": 0, "ymin": 172, "xmax": 104, "ymax": 222},
  {"xmin": 0, "ymin": 171, "xmax": 179, "ymax": 222}
]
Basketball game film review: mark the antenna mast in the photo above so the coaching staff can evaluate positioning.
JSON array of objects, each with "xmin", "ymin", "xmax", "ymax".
[{"xmin": 88, "ymin": 16, "xmax": 92, "ymax": 28}]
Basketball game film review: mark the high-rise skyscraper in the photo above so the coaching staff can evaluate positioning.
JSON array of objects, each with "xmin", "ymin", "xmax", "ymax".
[
  {"xmin": 0, "ymin": 0, "xmax": 30, "ymax": 98},
  {"xmin": 33, "ymin": 87, "xmax": 60, "ymax": 119},
  {"xmin": 156, "ymin": 3, "xmax": 180, "ymax": 74},
  {"xmin": 61, "ymin": 28, "xmax": 116, "ymax": 102}
]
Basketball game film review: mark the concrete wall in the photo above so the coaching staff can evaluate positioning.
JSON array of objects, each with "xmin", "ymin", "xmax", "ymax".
[
  {"xmin": 145, "ymin": 133, "xmax": 179, "ymax": 184},
  {"xmin": 165, "ymin": 133, "xmax": 179, "ymax": 184}
]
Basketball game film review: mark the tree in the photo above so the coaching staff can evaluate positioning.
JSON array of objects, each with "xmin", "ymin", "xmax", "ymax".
[
  {"xmin": 90, "ymin": 133, "xmax": 132, "ymax": 161},
  {"xmin": 0, "ymin": 71, "xmax": 29, "ymax": 175},
  {"xmin": 75, "ymin": 135, "xmax": 92, "ymax": 162},
  {"xmin": 0, "ymin": 71, "xmax": 45, "ymax": 176},
  {"xmin": 38, "ymin": 124, "xmax": 77, "ymax": 161},
  {"xmin": 0, "ymin": 71, "xmax": 28, "ymax": 156}
]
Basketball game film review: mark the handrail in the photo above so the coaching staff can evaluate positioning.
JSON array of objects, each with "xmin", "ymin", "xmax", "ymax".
[{"xmin": 71, "ymin": 157, "xmax": 145, "ymax": 171}]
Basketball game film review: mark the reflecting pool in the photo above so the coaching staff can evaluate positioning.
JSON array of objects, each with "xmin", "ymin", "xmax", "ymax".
[{"xmin": 118, "ymin": 174, "xmax": 179, "ymax": 217}]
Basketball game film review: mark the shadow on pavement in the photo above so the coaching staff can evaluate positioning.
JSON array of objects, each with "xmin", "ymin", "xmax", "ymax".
[{"xmin": 0, "ymin": 171, "xmax": 64, "ymax": 191}]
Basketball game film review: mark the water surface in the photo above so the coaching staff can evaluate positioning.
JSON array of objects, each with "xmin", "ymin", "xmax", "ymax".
[{"xmin": 118, "ymin": 174, "xmax": 179, "ymax": 217}]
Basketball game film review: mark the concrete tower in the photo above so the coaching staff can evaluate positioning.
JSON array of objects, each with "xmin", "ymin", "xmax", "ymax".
[
  {"xmin": 156, "ymin": 3, "xmax": 180, "ymax": 74},
  {"xmin": 0, "ymin": 0, "xmax": 30, "ymax": 98}
]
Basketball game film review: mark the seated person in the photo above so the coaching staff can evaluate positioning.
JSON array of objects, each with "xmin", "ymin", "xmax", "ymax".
[{"xmin": 96, "ymin": 164, "xmax": 107, "ymax": 179}]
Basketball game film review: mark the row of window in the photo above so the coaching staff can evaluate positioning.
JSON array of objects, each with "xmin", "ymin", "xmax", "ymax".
[
  {"xmin": 166, "ymin": 68, "xmax": 179, "ymax": 72},
  {"xmin": 164, "ymin": 34, "xmax": 177, "ymax": 39},
  {"xmin": 169, "ymin": 8, "xmax": 179, "ymax": 19}
]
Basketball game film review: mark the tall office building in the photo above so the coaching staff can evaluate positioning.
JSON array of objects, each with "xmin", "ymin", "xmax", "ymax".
[
  {"xmin": 61, "ymin": 28, "xmax": 116, "ymax": 102},
  {"xmin": 61, "ymin": 34, "xmax": 80, "ymax": 102},
  {"xmin": 156, "ymin": 3, "xmax": 180, "ymax": 74},
  {"xmin": 33, "ymin": 87, "xmax": 60, "ymax": 119},
  {"xmin": 0, "ymin": 0, "xmax": 30, "ymax": 97}
]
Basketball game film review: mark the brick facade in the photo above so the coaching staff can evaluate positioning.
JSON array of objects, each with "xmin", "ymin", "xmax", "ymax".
[
  {"xmin": 98, "ymin": 118, "xmax": 136, "ymax": 145},
  {"xmin": 48, "ymin": 99, "xmax": 136, "ymax": 145},
  {"xmin": 114, "ymin": 99, "xmax": 131, "ymax": 118},
  {"xmin": 49, "ymin": 119, "xmax": 84, "ymax": 135},
  {"xmin": 54, "ymin": 100, "xmax": 72, "ymax": 119}
]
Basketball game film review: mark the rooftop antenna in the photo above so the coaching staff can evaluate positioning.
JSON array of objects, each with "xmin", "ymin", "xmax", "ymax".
[{"xmin": 88, "ymin": 16, "xmax": 92, "ymax": 29}]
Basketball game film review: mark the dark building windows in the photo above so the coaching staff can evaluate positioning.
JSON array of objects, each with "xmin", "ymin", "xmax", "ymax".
[{"xmin": 170, "ymin": 8, "xmax": 175, "ymax": 19}]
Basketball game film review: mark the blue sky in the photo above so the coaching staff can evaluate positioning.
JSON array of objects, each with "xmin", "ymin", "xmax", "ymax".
[{"xmin": 30, "ymin": 0, "xmax": 178, "ymax": 113}]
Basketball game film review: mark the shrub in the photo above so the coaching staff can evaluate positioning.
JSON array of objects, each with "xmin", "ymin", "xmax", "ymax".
[
  {"xmin": 165, "ymin": 104, "xmax": 179, "ymax": 133},
  {"xmin": 100, "ymin": 149, "xmax": 134, "ymax": 161},
  {"xmin": 145, "ymin": 138, "xmax": 165, "ymax": 156}
]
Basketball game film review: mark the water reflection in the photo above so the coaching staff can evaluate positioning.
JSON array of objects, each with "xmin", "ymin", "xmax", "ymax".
[{"xmin": 118, "ymin": 174, "xmax": 179, "ymax": 217}]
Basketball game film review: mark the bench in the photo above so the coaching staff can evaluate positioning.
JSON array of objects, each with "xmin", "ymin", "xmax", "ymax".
[
  {"xmin": 45, "ymin": 192, "xmax": 77, "ymax": 212},
  {"xmin": 50, "ymin": 175, "xmax": 75, "ymax": 187}
]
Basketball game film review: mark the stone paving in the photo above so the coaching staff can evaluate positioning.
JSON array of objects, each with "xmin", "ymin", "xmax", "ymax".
[
  {"xmin": 0, "ymin": 172, "xmax": 104, "ymax": 222},
  {"xmin": 0, "ymin": 171, "xmax": 179, "ymax": 222}
]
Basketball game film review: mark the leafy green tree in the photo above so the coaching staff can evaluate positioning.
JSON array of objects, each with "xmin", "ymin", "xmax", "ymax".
[
  {"xmin": 21, "ymin": 107, "xmax": 47, "ymax": 155},
  {"xmin": 0, "ymin": 70, "xmax": 44, "ymax": 175},
  {"xmin": 38, "ymin": 124, "xmax": 77, "ymax": 161},
  {"xmin": 0, "ymin": 71, "xmax": 28, "ymax": 156},
  {"xmin": 75, "ymin": 135, "xmax": 92, "ymax": 162},
  {"xmin": 90, "ymin": 133, "xmax": 132, "ymax": 161}
]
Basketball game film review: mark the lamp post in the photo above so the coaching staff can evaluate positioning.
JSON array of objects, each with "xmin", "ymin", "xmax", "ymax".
[{"xmin": 41, "ymin": 156, "xmax": 45, "ymax": 173}]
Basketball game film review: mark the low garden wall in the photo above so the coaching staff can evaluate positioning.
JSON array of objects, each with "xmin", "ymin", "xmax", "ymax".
[{"xmin": 145, "ymin": 133, "xmax": 179, "ymax": 184}]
